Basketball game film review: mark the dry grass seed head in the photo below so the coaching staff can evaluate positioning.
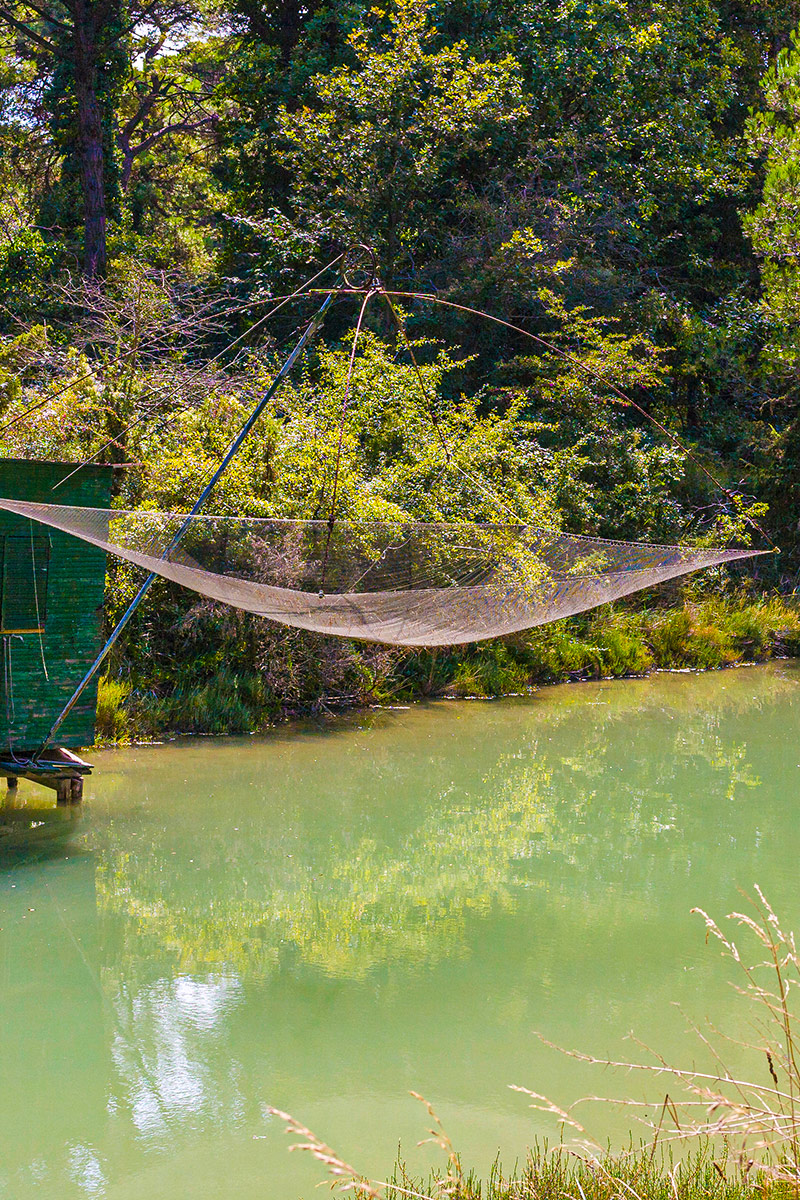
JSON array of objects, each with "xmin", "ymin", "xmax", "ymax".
[
  {"xmin": 409, "ymin": 1091, "xmax": 464, "ymax": 1193},
  {"xmin": 266, "ymin": 1107, "xmax": 384, "ymax": 1198}
]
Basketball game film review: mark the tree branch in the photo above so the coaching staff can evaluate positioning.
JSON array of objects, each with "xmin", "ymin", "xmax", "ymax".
[
  {"xmin": 129, "ymin": 114, "xmax": 217, "ymax": 158},
  {"xmin": 87, "ymin": 0, "xmax": 122, "ymax": 34},
  {"xmin": 18, "ymin": 1, "xmax": 69, "ymax": 31},
  {"xmin": 0, "ymin": 4, "xmax": 57, "ymax": 52},
  {"xmin": 119, "ymin": 74, "xmax": 172, "ymax": 143},
  {"xmin": 108, "ymin": 0, "xmax": 172, "ymax": 47},
  {"xmin": 119, "ymin": 112, "xmax": 217, "ymax": 188}
]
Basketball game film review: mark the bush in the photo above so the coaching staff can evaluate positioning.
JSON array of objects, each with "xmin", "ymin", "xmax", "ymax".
[{"xmin": 95, "ymin": 677, "xmax": 131, "ymax": 743}]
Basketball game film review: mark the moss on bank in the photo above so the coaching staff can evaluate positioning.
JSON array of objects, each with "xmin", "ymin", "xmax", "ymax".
[{"xmin": 95, "ymin": 594, "xmax": 800, "ymax": 743}]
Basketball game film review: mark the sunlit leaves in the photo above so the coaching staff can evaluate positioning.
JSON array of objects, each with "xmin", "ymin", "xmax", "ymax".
[{"xmin": 274, "ymin": 0, "xmax": 528, "ymax": 280}]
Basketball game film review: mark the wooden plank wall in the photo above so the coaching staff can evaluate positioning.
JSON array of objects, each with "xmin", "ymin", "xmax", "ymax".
[{"xmin": 0, "ymin": 461, "xmax": 114, "ymax": 753}]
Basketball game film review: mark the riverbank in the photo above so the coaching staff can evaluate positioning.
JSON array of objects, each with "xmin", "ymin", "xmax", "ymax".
[{"xmin": 95, "ymin": 593, "xmax": 800, "ymax": 742}]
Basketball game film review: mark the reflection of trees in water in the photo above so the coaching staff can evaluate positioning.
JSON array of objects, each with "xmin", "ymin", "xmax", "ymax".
[
  {"xmin": 95, "ymin": 667, "xmax": 799, "ymax": 981},
  {"xmin": 109, "ymin": 973, "xmax": 246, "ymax": 1147},
  {"xmin": 97, "ymin": 759, "xmax": 553, "ymax": 978}
]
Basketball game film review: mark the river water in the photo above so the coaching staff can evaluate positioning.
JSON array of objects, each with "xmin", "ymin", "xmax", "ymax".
[{"xmin": 0, "ymin": 662, "xmax": 798, "ymax": 1198}]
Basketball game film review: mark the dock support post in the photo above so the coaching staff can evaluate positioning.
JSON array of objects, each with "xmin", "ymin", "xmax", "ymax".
[
  {"xmin": 55, "ymin": 775, "xmax": 84, "ymax": 805},
  {"xmin": 1, "ymin": 750, "xmax": 90, "ymax": 803}
]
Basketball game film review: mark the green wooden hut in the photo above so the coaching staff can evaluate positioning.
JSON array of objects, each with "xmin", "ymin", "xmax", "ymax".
[{"xmin": 0, "ymin": 459, "xmax": 114, "ymax": 798}]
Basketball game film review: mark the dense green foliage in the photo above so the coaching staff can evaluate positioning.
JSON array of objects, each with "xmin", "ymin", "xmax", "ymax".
[
  {"xmin": 1, "ymin": 0, "xmax": 800, "ymax": 729},
  {"xmin": 93, "ymin": 595, "xmax": 800, "ymax": 739}
]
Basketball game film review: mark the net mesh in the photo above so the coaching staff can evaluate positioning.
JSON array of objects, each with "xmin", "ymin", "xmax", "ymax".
[{"xmin": 0, "ymin": 499, "xmax": 765, "ymax": 648}]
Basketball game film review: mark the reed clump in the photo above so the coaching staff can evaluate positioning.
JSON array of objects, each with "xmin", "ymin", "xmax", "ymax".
[
  {"xmin": 95, "ymin": 676, "xmax": 131, "ymax": 742},
  {"xmin": 269, "ymin": 1101, "xmax": 780, "ymax": 1200},
  {"xmin": 388, "ymin": 1145, "xmax": 768, "ymax": 1200}
]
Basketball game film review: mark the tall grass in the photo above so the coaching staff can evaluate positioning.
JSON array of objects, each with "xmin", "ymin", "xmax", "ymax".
[
  {"xmin": 269, "ymin": 1104, "xmax": 772, "ymax": 1200},
  {"xmin": 405, "ymin": 596, "xmax": 800, "ymax": 701},
  {"xmin": 388, "ymin": 1146, "xmax": 762, "ymax": 1200},
  {"xmin": 95, "ymin": 676, "xmax": 131, "ymax": 742}
]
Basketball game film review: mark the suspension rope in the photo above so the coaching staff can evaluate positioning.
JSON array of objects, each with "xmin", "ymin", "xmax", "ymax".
[
  {"xmin": 29, "ymin": 523, "xmax": 49, "ymax": 681},
  {"xmin": 378, "ymin": 288, "xmax": 523, "ymax": 523},
  {"xmin": 319, "ymin": 287, "xmax": 376, "ymax": 590},
  {"xmin": 33, "ymin": 263, "xmax": 348, "ymax": 763},
  {"xmin": 389, "ymin": 289, "xmax": 781, "ymax": 553},
  {"xmin": 4, "ymin": 256, "xmax": 777, "ymax": 552},
  {"xmin": 49, "ymin": 256, "xmax": 346, "ymax": 494},
  {"xmin": 0, "ymin": 256, "xmax": 346, "ymax": 439},
  {"xmin": 2, "ymin": 634, "xmax": 24, "ymax": 764}
]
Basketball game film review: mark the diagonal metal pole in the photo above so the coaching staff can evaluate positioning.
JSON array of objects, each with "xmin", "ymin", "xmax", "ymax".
[{"xmin": 34, "ymin": 285, "xmax": 340, "ymax": 763}]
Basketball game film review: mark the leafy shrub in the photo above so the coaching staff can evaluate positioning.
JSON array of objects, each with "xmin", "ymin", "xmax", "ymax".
[{"xmin": 95, "ymin": 677, "xmax": 131, "ymax": 742}]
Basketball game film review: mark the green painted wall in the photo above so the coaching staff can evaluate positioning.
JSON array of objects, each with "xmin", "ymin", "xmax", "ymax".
[{"xmin": 0, "ymin": 460, "xmax": 114, "ymax": 754}]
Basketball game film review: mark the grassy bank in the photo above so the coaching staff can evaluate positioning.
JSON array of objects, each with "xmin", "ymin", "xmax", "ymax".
[
  {"xmin": 95, "ymin": 593, "xmax": 800, "ymax": 742},
  {"xmin": 385, "ymin": 1147, "xmax": 768, "ymax": 1200}
]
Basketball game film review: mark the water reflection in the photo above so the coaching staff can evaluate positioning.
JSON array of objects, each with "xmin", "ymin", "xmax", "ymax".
[
  {"xmin": 0, "ymin": 663, "xmax": 797, "ymax": 1199},
  {"xmin": 111, "ymin": 974, "xmax": 245, "ymax": 1142},
  {"xmin": 94, "ymin": 663, "xmax": 800, "ymax": 979},
  {"xmin": 0, "ymin": 790, "xmax": 84, "ymax": 862},
  {"xmin": 0, "ymin": 827, "xmax": 106, "ymax": 1200}
]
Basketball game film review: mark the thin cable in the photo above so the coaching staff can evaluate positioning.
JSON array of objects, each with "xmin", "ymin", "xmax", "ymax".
[
  {"xmin": 389, "ymin": 289, "xmax": 781, "ymax": 552},
  {"xmin": 2, "ymin": 636, "xmax": 11, "ymax": 723},
  {"xmin": 0, "ymin": 262, "xmax": 345, "ymax": 438},
  {"xmin": 304, "ymin": 286, "xmax": 779, "ymax": 553},
  {"xmin": 29, "ymin": 523, "xmax": 49, "ymax": 681},
  {"xmin": 319, "ymin": 287, "xmax": 375, "ymax": 589},
  {"xmin": 49, "ymin": 256, "xmax": 346, "ymax": 493},
  {"xmin": 62, "ymin": 304, "xmax": 329, "ymax": 485},
  {"xmin": 1, "ymin": 635, "xmax": 22, "ymax": 767},
  {"xmin": 379, "ymin": 290, "xmax": 452, "ymax": 462},
  {"xmin": 2, "ymin": 634, "xmax": 24, "ymax": 764},
  {"xmin": 34, "ymin": 280, "xmax": 344, "ymax": 761},
  {"xmin": 0, "ymin": 340, "xmax": 163, "ymax": 435},
  {"xmin": 1, "ymin": 305, "xmax": 235, "ymax": 434},
  {"xmin": 379, "ymin": 289, "xmax": 522, "ymax": 522}
]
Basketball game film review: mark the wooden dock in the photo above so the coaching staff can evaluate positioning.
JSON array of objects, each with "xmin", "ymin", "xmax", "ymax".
[{"xmin": 1, "ymin": 747, "xmax": 92, "ymax": 803}]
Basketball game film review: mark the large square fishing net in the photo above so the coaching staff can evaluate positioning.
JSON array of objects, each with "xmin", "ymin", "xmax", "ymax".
[{"xmin": 0, "ymin": 499, "xmax": 765, "ymax": 647}]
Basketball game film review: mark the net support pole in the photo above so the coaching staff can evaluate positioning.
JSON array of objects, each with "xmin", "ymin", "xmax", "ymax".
[{"xmin": 33, "ymin": 287, "xmax": 340, "ymax": 763}]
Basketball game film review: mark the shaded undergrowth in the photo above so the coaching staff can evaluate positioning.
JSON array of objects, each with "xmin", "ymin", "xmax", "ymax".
[{"xmin": 95, "ymin": 593, "xmax": 800, "ymax": 742}]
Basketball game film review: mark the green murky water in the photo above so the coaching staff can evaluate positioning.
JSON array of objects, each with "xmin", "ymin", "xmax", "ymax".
[{"xmin": 1, "ymin": 662, "xmax": 799, "ymax": 1198}]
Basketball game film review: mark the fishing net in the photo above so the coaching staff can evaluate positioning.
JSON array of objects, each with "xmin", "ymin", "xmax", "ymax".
[{"xmin": 0, "ymin": 499, "xmax": 765, "ymax": 648}]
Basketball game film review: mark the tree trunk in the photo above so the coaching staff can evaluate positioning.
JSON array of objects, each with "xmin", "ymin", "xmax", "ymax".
[{"xmin": 73, "ymin": 6, "xmax": 107, "ymax": 277}]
